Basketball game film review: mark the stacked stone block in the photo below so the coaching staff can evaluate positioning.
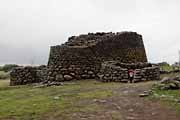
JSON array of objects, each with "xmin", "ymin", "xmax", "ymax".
[
  {"xmin": 10, "ymin": 66, "xmax": 47, "ymax": 86},
  {"xmin": 47, "ymin": 32, "xmax": 148, "ymax": 81},
  {"xmin": 133, "ymin": 67, "xmax": 160, "ymax": 82},
  {"xmin": 47, "ymin": 46, "xmax": 101, "ymax": 81},
  {"xmin": 98, "ymin": 61, "xmax": 160, "ymax": 82},
  {"xmin": 98, "ymin": 67, "xmax": 129, "ymax": 82}
]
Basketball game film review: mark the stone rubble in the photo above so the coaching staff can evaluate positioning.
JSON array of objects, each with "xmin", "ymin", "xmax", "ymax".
[{"xmin": 155, "ymin": 76, "xmax": 180, "ymax": 90}]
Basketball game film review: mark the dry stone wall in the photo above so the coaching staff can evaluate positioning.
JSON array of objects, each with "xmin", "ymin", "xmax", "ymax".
[
  {"xmin": 98, "ymin": 61, "xmax": 160, "ymax": 82},
  {"xmin": 132, "ymin": 67, "xmax": 160, "ymax": 82},
  {"xmin": 10, "ymin": 66, "xmax": 47, "ymax": 86},
  {"xmin": 47, "ymin": 46, "xmax": 101, "ymax": 82}
]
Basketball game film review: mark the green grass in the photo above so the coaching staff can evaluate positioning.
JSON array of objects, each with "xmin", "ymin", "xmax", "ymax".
[
  {"xmin": 2, "ymin": 74, "xmax": 180, "ymax": 120},
  {"xmin": 160, "ymin": 64, "xmax": 174, "ymax": 71},
  {"xmin": 160, "ymin": 73, "xmax": 180, "ymax": 79},
  {"xmin": 0, "ymin": 79, "xmax": 10, "ymax": 87},
  {"xmin": 151, "ymin": 73, "xmax": 180, "ymax": 114},
  {"xmin": 0, "ymin": 80, "xmax": 118, "ymax": 120},
  {"xmin": 151, "ymin": 88, "xmax": 180, "ymax": 113}
]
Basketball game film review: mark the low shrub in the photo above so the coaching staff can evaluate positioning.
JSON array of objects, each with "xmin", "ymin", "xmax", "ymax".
[
  {"xmin": 0, "ymin": 71, "xmax": 10, "ymax": 79},
  {"xmin": 2, "ymin": 64, "xmax": 19, "ymax": 72}
]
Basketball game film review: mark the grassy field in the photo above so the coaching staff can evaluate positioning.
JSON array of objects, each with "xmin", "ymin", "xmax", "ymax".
[
  {"xmin": 0, "ymin": 75, "xmax": 180, "ymax": 120},
  {"xmin": 160, "ymin": 72, "xmax": 180, "ymax": 79},
  {"xmin": 0, "ymin": 79, "xmax": 10, "ymax": 87},
  {"xmin": 151, "ymin": 88, "xmax": 180, "ymax": 113},
  {"xmin": 151, "ymin": 73, "xmax": 180, "ymax": 114},
  {"xmin": 0, "ymin": 80, "xmax": 121, "ymax": 120}
]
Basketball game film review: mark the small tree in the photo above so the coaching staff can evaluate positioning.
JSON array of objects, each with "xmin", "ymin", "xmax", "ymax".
[
  {"xmin": 0, "ymin": 66, "xmax": 3, "ymax": 71},
  {"xmin": 158, "ymin": 62, "xmax": 173, "ymax": 71},
  {"xmin": 2, "ymin": 64, "xmax": 19, "ymax": 72}
]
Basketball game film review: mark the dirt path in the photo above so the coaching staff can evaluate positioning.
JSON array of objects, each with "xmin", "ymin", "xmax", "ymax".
[
  {"xmin": 72, "ymin": 82, "xmax": 180, "ymax": 120},
  {"xmin": 109, "ymin": 82, "xmax": 180, "ymax": 120},
  {"xmin": 41, "ymin": 81, "xmax": 180, "ymax": 120}
]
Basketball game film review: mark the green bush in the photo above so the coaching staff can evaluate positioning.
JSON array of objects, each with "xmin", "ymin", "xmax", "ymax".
[
  {"xmin": 0, "ymin": 71, "xmax": 10, "ymax": 80},
  {"xmin": 158, "ymin": 62, "xmax": 173, "ymax": 71},
  {"xmin": 0, "ymin": 66, "xmax": 2, "ymax": 71},
  {"xmin": 158, "ymin": 62, "xmax": 170, "ymax": 66},
  {"xmin": 2, "ymin": 64, "xmax": 19, "ymax": 72}
]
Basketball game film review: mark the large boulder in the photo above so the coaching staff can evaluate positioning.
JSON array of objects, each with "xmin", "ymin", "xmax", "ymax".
[
  {"xmin": 64, "ymin": 75, "xmax": 73, "ymax": 81},
  {"xmin": 160, "ymin": 77, "xmax": 171, "ymax": 84}
]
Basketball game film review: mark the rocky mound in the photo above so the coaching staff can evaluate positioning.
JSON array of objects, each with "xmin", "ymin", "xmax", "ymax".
[{"xmin": 155, "ymin": 76, "xmax": 180, "ymax": 90}]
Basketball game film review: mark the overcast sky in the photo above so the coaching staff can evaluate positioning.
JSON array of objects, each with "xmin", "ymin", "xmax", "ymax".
[{"xmin": 0, "ymin": 0, "xmax": 180, "ymax": 65}]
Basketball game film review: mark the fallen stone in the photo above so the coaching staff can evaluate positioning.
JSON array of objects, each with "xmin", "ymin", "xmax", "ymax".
[
  {"xmin": 160, "ymin": 77, "xmax": 171, "ymax": 84},
  {"xmin": 126, "ymin": 116, "xmax": 136, "ymax": 120},
  {"xmin": 47, "ymin": 82, "xmax": 64, "ymax": 86},
  {"xmin": 139, "ymin": 93, "xmax": 149, "ymax": 97},
  {"xmin": 64, "ymin": 75, "xmax": 73, "ymax": 81},
  {"xmin": 33, "ymin": 81, "xmax": 63, "ymax": 88},
  {"xmin": 93, "ymin": 99, "xmax": 107, "ymax": 103}
]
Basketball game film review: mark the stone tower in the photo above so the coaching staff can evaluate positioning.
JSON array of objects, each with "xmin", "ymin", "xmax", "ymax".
[{"xmin": 47, "ymin": 32, "xmax": 147, "ymax": 81}]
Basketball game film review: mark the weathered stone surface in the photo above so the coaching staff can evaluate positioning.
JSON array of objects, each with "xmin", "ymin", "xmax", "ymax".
[
  {"xmin": 10, "ymin": 66, "xmax": 47, "ymax": 86},
  {"xmin": 98, "ymin": 61, "xmax": 160, "ymax": 82},
  {"xmin": 55, "ymin": 74, "xmax": 64, "ymax": 81}
]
